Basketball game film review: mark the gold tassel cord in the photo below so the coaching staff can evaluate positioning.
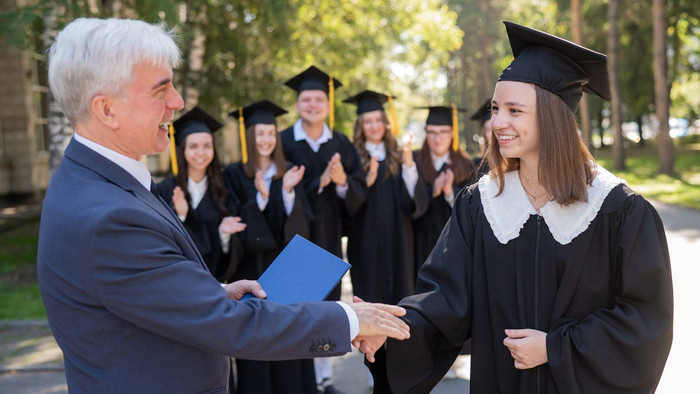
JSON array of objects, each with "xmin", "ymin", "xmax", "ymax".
[
  {"xmin": 328, "ymin": 75, "xmax": 334, "ymax": 132},
  {"xmin": 451, "ymin": 103, "xmax": 459, "ymax": 152},
  {"xmin": 169, "ymin": 122, "xmax": 178, "ymax": 176},
  {"xmin": 388, "ymin": 95, "xmax": 399, "ymax": 136},
  {"xmin": 238, "ymin": 107, "xmax": 248, "ymax": 164}
]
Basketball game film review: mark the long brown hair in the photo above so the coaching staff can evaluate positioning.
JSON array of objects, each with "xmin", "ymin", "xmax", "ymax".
[
  {"xmin": 488, "ymin": 85, "xmax": 596, "ymax": 205},
  {"xmin": 352, "ymin": 111, "xmax": 401, "ymax": 178},
  {"xmin": 416, "ymin": 132, "xmax": 475, "ymax": 185},
  {"xmin": 175, "ymin": 140, "xmax": 229, "ymax": 217},
  {"xmin": 242, "ymin": 124, "xmax": 287, "ymax": 180}
]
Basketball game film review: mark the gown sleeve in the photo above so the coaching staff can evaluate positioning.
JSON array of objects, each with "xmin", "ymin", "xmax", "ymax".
[
  {"xmin": 371, "ymin": 187, "xmax": 477, "ymax": 393},
  {"xmin": 546, "ymin": 193, "xmax": 673, "ymax": 393}
]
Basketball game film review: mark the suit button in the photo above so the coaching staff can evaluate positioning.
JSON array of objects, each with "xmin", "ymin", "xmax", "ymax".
[
  {"xmin": 309, "ymin": 345, "xmax": 317, "ymax": 352},
  {"xmin": 317, "ymin": 345, "xmax": 324, "ymax": 352},
  {"xmin": 323, "ymin": 344, "xmax": 330, "ymax": 352}
]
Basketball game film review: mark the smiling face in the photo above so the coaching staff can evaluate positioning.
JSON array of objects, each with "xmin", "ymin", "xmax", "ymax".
[
  {"xmin": 183, "ymin": 132, "xmax": 214, "ymax": 175},
  {"xmin": 295, "ymin": 89, "xmax": 329, "ymax": 126},
  {"xmin": 424, "ymin": 125, "xmax": 453, "ymax": 157},
  {"xmin": 108, "ymin": 63, "xmax": 184, "ymax": 159},
  {"xmin": 254, "ymin": 123, "xmax": 277, "ymax": 159},
  {"xmin": 361, "ymin": 110, "xmax": 387, "ymax": 144},
  {"xmin": 490, "ymin": 81, "xmax": 540, "ymax": 164}
]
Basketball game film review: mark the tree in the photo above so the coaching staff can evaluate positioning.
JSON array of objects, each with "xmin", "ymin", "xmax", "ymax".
[
  {"xmin": 571, "ymin": 0, "xmax": 592, "ymax": 146},
  {"xmin": 653, "ymin": 0, "xmax": 673, "ymax": 174},
  {"xmin": 608, "ymin": 0, "xmax": 625, "ymax": 170}
]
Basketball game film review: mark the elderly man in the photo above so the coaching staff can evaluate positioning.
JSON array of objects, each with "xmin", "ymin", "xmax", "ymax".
[{"xmin": 37, "ymin": 18, "xmax": 409, "ymax": 394}]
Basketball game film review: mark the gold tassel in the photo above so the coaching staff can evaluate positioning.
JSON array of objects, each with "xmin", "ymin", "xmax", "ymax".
[
  {"xmin": 169, "ymin": 122, "xmax": 178, "ymax": 176},
  {"xmin": 388, "ymin": 95, "xmax": 399, "ymax": 136},
  {"xmin": 451, "ymin": 103, "xmax": 459, "ymax": 152},
  {"xmin": 328, "ymin": 74, "xmax": 334, "ymax": 132},
  {"xmin": 238, "ymin": 107, "xmax": 248, "ymax": 164}
]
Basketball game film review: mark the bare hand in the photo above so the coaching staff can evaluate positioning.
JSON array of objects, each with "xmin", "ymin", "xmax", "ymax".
[
  {"xmin": 503, "ymin": 329, "xmax": 548, "ymax": 369},
  {"xmin": 219, "ymin": 216, "xmax": 246, "ymax": 235},
  {"xmin": 350, "ymin": 297, "xmax": 388, "ymax": 362},
  {"xmin": 365, "ymin": 156, "xmax": 379, "ymax": 187},
  {"xmin": 401, "ymin": 134, "xmax": 414, "ymax": 167},
  {"xmin": 319, "ymin": 164, "xmax": 332, "ymax": 190},
  {"xmin": 172, "ymin": 186, "xmax": 189, "ymax": 218},
  {"xmin": 254, "ymin": 170, "xmax": 269, "ymax": 199},
  {"xmin": 329, "ymin": 153, "xmax": 347, "ymax": 186},
  {"xmin": 282, "ymin": 165, "xmax": 305, "ymax": 193},
  {"xmin": 443, "ymin": 169, "xmax": 454, "ymax": 196},
  {"xmin": 349, "ymin": 296, "xmax": 410, "ymax": 361},
  {"xmin": 432, "ymin": 172, "xmax": 446, "ymax": 198},
  {"xmin": 224, "ymin": 280, "xmax": 266, "ymax": 300}
]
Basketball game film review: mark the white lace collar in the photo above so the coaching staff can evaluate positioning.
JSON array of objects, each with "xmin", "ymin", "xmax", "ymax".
[
  {"xmin": 479, "ymin": 163, "xmax": 625, "ymax": 245},
  {"xmin": 364, "ymin": 141, "xmax": 386, "ymax": 161}
]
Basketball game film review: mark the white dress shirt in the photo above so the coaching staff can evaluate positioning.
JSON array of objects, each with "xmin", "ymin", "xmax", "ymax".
[{"xmin": 293, "ymin": 119, "xmax": 348, "ymax": 198}]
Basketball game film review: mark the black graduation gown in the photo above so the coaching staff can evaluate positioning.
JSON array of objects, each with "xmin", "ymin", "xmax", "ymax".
[
  {"xmin": 412, "ymin": 162, "xmax": 470, "ymax": 274},
  {"xmin": 347, "ymin": 160, "xmax": 429, "ymax": 305},
  {"xmin": 156, "ymin": 177, "xmax": 242, "ymax": 282},
  {"xmin": 280, "ymin": 127, "xmax": 366, "ymax": 300},
  {"xmin": 371, "ymin": 182, "xmax": 673, "ymax": 394},
  {"xmin": 222, "ymin": 162, "xmax": 316, "ymax": 394}
]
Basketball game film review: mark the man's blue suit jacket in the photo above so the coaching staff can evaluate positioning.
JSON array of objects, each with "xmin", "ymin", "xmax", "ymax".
[{"xmin": 37, "ymin": 139, "xmax": 350, "ymax": 394}]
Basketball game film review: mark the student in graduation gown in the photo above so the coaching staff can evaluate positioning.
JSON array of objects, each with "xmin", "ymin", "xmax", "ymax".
[
  {"xmin": 360, "ymin": 21, "xmax": 673, "ymax": 393},
  {"xmin": 223, "ymin": 100, "xmax": 316, "ymax": 394},
  {"xmin": 470, "ymin": 99, "xmax": 493, "ymax": 179},
  {"xmin": 343, "ymin": 90, "xmax": 428, "ymax": 305},
  {"xmin": 157, "ymin": 106, "xmax": 245, "ymax": 283},
  {"xmin": 279, "ymin": 65, "xmax": 366, "ymax": 392},
  {"xmin": 412, "ymin": 105, "xmax": 476, "ymax": 274}
]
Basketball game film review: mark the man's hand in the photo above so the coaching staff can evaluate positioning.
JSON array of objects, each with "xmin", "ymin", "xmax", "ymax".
[
  {"xmin": 224, "ymin": 280, "xmax": 267, "ymax": 300},
  {"xmin": 172, "ymin": 186, "xmax": 188, "ymax": 218},
  {"xmin": 349, "ymin": 296, "xmax": 409, "ymax": 361},
  {"xmin": 319, "ymin": 163, "xmax": 333, "ymax": 190},
  {"xmin": 432, "ymin": 172, "xmax": 446, "ymax": 198},
  {"xmin": 443, "ymin": 168, "xmax": 454, "ymax": 196},
  {"xmin": 329, "ymin": 153, "xmax": 347, "ymax": 186},
  {"xmin": 219, "ymin": 216, "xmax": 246, "ymax": 235},
  {"xmin": 503, "ymin": 329, "xmax": 548, "ymax": 369}
]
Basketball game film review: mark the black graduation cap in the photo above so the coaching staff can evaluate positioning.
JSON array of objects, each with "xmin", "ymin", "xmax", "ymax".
[
  {"xmin": 172, "ymin": 106, "xmax": 223, "ymax": 146},
  {"xmin": 229, "ymin": 100, "xmax": 288, "ymax": 129},
  {"xmin": 284, "ymin": 65, "xmax": 343, "ymax": 95},
  {"xmin": 470, "ymin": 99, "xmax": 492, "ymax": 126},
  {"xmin": 417, "ymin": 106, "xmax": 466, "ymax": 126},
  {"xmin": 343, "ymin": 90, "xmax": 390, "ymax": 115},
  {"xmin": 498, "ymin": 21, "xmax": 610, "ymax": 112}
]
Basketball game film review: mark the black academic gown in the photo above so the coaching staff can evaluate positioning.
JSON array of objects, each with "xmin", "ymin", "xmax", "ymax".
[
  {"xmin": 371, "ymin": 181, "xmax": 673, "ymax": 394},
  {"xmin": 280, "ymin": 126, "xmax": 365, "ymax": 300},
  {"xmin": 222, "ymin": 162, "xmax": 316, "ymax": 394},
  {"xmin": 156, "ymin": 177, "xmax": 242, "ymax": 282},
  {"xmin": 347, "ymin": 160, "xmax": 429, "ymax": 305},
  {"xmin": 412, "ymin": 162, "xmax": 470, "ymax": 274}
]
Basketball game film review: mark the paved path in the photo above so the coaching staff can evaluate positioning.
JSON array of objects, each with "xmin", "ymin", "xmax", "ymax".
[{"xmin": 1, "ymin": 200, "xmax": 696, "ymax": 393}]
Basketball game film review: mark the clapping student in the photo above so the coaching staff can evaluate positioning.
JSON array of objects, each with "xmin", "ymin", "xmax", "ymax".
[
  {"xmin": 412, "ymin": 105, "xmax": 476, "ymax": 274},
  {"xmin": 344, "ymin": 90, "xmax": 428, "ymax": 305},
  {"xmin": 361, "ymin": 21, "xmax": 673, "ymax": 393},
  {"xmin": 224, "ymin": 100, "xmax": 316, "ymax": 394},
  {"xmin": 157, "ymin": 106, "xmax": 245, "ymax": 282}
]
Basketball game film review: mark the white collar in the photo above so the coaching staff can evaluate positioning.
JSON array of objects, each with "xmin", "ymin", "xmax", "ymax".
[
  {"xmin": 364, "ymin": 141, "xmax": 386, "ymax": 161},
  {"xmin": 187, "ymin": 175, "xmax": 208, "ymax": 192},
  {"xmin": 293, "ymin": 119, "xmax": 332, "ymax": 152},
  {"xmin": 260, "ymin": 162, "xmax": 278, "ymax": 180},
  {"xmin": 74, "ymin": 133, "xmax": 152, "ymax": 191},
  {"xmin": 478, "ymin": 163, "xmax": 625, "ymax": 245},
  {"xmin": 431, "ymin": 152, "xmax": 450, "ymax": 171}
]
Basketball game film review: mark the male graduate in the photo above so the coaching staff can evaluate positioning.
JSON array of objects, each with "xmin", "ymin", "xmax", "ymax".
[{"xmin": 37, "ymin": 18, "xmax": 410, "ymax": 394}]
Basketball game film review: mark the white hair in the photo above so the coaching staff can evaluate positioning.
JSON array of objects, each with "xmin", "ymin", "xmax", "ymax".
[{"xmin": 48, "ymin": 18, "xmax": 181, "ymax": 123}]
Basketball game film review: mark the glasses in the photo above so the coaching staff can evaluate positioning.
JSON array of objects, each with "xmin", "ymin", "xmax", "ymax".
[{"xmin": 425, "ymin": 129, "xmax": 452, "ymax": 138}]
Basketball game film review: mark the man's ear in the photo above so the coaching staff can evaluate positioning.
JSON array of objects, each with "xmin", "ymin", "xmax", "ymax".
[{"xmin": 92, "ymin": 95, "xmax": 119, "ymax": 130}]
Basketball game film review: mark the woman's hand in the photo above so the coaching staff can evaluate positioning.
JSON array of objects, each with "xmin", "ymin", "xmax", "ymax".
[
  {"xmin": 282, "ymin": 165, "xmax": 305, "ymax": 193},
  {"xmin": 254, "ymin": 170, "xmax": 270, "ymax": 199},
  {"xmin": 443, "ymin": 168, "xmax": 454, "ymax": 197},
  {"xmin": 172, "ymin": 186, "xmax": 189, "ymax": 218},
  {"xmin": 432, "ymin": 172, "xmax": 446, "ymax": 198},
  {"xmin": 503, "ymin": 329, "xmax": 548, "ymax": 369},
  {"xmin": 219, "ymin": 216, "xmax": 246, "ymax": 235},
  {"xmin": 365, "ymin": 156, "xmax": 379, "ymax": 187},
  {"xmin": 401, "ymin": 134, "xmax": 414, "ymax": 167}
]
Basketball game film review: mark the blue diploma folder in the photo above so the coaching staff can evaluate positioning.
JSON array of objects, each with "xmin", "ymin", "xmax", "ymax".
[{"xmin": 241, "ymin": 235, "xmax": 351, "ymax": 304}]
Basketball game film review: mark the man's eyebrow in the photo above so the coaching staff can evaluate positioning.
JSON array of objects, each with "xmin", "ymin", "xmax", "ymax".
[{"xmin": 151, "ymin": 78, "xmax": 171, "ymax": 90}]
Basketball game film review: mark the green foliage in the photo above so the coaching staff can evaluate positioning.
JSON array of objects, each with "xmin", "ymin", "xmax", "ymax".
[
  {"xmin": 0, "ymin": 219, "xmax": 44, "ymax": 320},
  {"xmin": 0, "ymin": 283, "xmax": 45, "ymax": 319}
]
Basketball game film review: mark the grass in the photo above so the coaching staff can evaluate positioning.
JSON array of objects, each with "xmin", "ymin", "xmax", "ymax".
[{"xmin": 593, "ymin": 146, "xmax": 700, "ymax": 210}]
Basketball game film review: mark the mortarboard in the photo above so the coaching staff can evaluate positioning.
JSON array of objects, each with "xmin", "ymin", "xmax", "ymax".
[
  {"xmin": 343, "ymin": 90, "xmax": 401, "ymax": 136},
  {"xmin": 284, "ymin": 66, "xmax": 342, "ymax": 131},
  {"xmin": 229, "ymin": 100, "xmax": 288, "ymax": 164},
  {"xmin": 498, "ymin": 21, "xmax": 610, "ymax": 112},
  {"xmin": 418, "ymin": 105, "xmax": 467, "ymax": 151},
  {"xmin": 470, "ymin": 99, "xmax": 492, "ymax": 126},
  {"xmin": 169, "ymin": 106, "xmax": 222, "ymax": 175}
]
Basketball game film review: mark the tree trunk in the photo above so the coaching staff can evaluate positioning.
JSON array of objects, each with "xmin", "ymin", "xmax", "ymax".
[
  {"xmin": 653, "ymin": 0, "xmax": 674, "ymax": 174},
  {"xmin": 608, "ymin": 0, "xmax": 625, "ymax": 170},
  {"xmin": 637, "ymin": 115, "xmax": 645, "ymax": 147},
  {"xmin": 459, "ymin": 43, "xmax": 472, "ymax": 152},
  {"xmin": 479, "ymin": 0, "xmax": 492, "ymax": 100},
  {"xmin": 571, "ymin": 0, "xmax": 592, "ymax": 147}
]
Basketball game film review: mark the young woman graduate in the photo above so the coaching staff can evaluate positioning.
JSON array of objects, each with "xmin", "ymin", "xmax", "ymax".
[
  {"xmin": 343, "ymin": 90, "xmax": 428, "ymax": 305},
  {"xmin": 361, "ymin": 21, "xmax": 673, "ymax": 394},
  {"xmin": 157, "ymin": 106, "xmax": 245, "ymax": 283},
  {"xmin": 470, "ymin": 99, "xmax": 493, "ymax": 179},
  {"xmin": 222, "ymin": 100, "xmax": 316, "ymax": 394},
  {"xmin": 412, "ymin": 105, "xmax": 476, "ymax": 274}
]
